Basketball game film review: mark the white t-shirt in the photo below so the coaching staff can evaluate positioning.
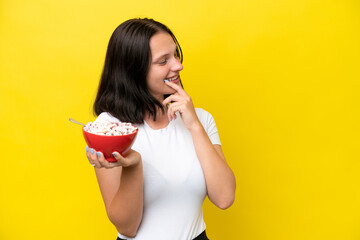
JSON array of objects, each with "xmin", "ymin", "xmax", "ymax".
[{"xmin": 95, "ymin": 108, "xmax": 221, "ymax": 240}]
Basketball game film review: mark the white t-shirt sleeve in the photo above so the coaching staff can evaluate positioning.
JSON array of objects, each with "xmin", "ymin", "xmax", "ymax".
[
  {"xmin": 94, "ymin": 112, "xmax": 120, "ymax": 123},
  {"xmin": 195, "ymin": 108, "xmax": 221, "ymax": 145}
]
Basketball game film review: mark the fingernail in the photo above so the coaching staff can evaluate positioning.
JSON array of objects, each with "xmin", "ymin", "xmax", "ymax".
[
  {"xmin": 112, "ymin": 153, "xmax": 116, "ymax": 157},
  {"xmin": 86, "ymin": 146, "xmax": 89, "ymax": 152},
  {"xmin": 90, "ymin": 148, "xmax": 94, "ymax": 154},
  {"xmin": 97, "ymin": 152, "xmax": 100, "ymax": 157}
]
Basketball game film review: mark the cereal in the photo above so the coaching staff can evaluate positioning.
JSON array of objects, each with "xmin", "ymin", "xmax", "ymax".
[{"xmin": 84, "ymin": 121, "xmax": 137, "ymax": 136}]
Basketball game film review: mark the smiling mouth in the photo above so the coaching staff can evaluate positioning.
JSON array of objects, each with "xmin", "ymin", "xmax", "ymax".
[{"xmin": 164, "ymin": 75, "xmax": 179, "ymax": 82}]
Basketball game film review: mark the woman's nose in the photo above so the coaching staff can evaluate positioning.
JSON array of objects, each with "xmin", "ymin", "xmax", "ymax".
[{"xmin": 171, "ymin": 57, "xmax": 183, "ymax": 72}]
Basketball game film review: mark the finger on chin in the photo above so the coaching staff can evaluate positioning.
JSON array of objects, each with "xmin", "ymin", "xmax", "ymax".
[{"xmin": 165, "ymin": 81, "xmax": 180, "ymax": 89}]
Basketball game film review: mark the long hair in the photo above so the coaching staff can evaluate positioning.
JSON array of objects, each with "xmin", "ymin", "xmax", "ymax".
[{"xmin": 93, "ymin": 18, "xmax": 183, "ymax": 123}]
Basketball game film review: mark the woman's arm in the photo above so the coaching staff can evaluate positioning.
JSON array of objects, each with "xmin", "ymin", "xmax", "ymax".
[
  {"xmin": 87, "ymin": 149, "xmax": 143, "ymax": 237},
  {"xmin": 189, "ymin": 125, "xmax": 236, "ymax": 209},
  {"xmin": 163, "ymin": 82, "xmax": 236, "ymax": 209}
]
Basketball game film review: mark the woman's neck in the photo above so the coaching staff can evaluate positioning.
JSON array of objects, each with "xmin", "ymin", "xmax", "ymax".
[{"xmin": 144, "ymin": 108, "xmax": 170, "ymax": 130}]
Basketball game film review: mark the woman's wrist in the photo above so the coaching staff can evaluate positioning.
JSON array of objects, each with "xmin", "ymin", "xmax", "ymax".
[{"xmin": 188, "ymin": 120, "xmax": 204, "ymax": 134}]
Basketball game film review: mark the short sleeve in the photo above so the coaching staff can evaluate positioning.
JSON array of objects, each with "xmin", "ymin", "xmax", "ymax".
[{"xmin": 195, "ymin": 108, "xmax": 221, "ymax": 145}]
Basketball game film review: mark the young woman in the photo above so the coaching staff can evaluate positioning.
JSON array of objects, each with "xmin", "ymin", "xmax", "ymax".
[{"xmin": 85, "ymin": 18, "xmax": 236, "ymax": 240}]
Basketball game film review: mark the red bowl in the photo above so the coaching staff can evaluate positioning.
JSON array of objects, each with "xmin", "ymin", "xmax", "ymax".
[{"xmin": 82, "ymin": 126, "xmax": 138, "ymax": 162}]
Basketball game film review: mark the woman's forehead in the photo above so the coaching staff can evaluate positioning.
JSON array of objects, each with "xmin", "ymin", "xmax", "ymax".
[{"xmin": 149, "ymin": 32, "xmax": 176, "ymax": 58}]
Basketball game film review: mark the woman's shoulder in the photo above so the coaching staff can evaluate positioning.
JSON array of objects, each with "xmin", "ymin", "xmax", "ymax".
[
  {"xmin": 94, "ymin": 112, "xmax": 121, "ymax": 123},
  {"xmin": 194, "ymin": 108, "xmax": 220, "ymax": 144},
  {"xmin": 195, "ymin": 108, "xmax": 216, "ymax": 125},
  {"xmin": 195, "ymin": 108, "xmax": 213, "ymax": 118}
]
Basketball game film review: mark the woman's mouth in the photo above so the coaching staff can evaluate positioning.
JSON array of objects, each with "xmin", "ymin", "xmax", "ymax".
[{"xmin": 164, "ymin": 75, "xmax": 179, "ymax": 83}]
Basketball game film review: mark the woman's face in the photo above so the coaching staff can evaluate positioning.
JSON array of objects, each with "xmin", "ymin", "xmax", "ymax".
[{"xmin": 146, "ymin": 32, "xmax": 183, "ymax": 101}]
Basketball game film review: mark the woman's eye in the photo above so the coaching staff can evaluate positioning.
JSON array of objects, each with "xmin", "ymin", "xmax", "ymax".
[{"xmin": 158, "ymin": 59, "xmax": 167, "ymax": 65}]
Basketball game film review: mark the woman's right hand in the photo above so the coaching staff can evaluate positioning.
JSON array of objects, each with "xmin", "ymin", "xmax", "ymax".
[{"xmin": 86, "ymin": 147, "xmax": 141, "ymax": 169}]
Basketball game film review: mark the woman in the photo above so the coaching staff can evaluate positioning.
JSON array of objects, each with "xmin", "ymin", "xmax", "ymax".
[{"xmin": 86, "ymin": 18, "xmax": 236, "ymax": 240}]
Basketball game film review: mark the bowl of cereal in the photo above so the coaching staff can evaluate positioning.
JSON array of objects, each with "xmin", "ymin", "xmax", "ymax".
[{"xmin": 82, "ymin": 121, "xmax": 138, "ymax": 162}]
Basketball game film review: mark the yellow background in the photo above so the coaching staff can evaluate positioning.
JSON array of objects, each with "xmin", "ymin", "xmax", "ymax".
[{"xmin": 1, "ymin": 0, "xmax": 359, "ymax": 239}]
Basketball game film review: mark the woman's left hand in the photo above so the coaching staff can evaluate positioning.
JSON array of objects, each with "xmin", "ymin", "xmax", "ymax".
[{"xmin": 162, "ymin": 81, "xmax": 201, "ymax": 131}]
